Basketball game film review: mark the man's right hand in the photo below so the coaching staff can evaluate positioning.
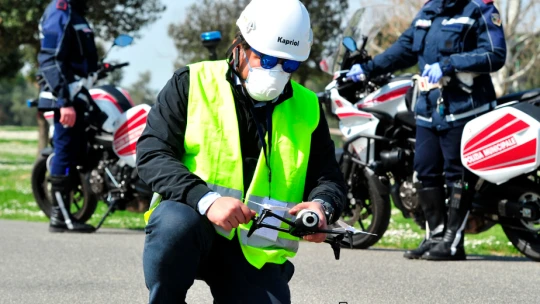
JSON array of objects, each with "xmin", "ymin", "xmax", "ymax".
[
  {"xmin": 206, "ymin": 197, "xmax": 256, "ymax": 231},
  {"xmin": 60, "ymin": 106, "xmax": 76, "ymax": 127},
  {"xmin": 346, "ymin": 64, "xmax": 366, "ymax": 82}
]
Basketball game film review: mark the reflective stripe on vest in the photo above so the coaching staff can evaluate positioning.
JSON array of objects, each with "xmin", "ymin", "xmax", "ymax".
[{"xmin": 143, "ymin": 183, "xmax": 242, "ymax": 238}]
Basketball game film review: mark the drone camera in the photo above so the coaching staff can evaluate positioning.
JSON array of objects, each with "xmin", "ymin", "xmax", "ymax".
[{"xmin": 296, "ymin": 209, "xmax": 319, "ymax": 228}]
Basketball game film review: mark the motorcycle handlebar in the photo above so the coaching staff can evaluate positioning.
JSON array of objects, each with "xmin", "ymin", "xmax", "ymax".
[{"xmin": 98, "ymin": 62, "xmax": 129, "ymax": 80}]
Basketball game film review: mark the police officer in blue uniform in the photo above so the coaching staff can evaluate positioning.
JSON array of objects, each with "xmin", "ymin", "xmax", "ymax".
[
  {"xmin": 347, "ymin": 0, "xmax": 506, "ymax": 260},
  {"xmin": 37, "ymin": 0, "xmax": 97, "ymax": 232}
]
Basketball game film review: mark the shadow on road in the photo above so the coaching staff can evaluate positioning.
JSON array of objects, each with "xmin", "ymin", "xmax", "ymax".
[{"xmin": 341, "ymin": 247, "xmax": 531, "ymax": 262}]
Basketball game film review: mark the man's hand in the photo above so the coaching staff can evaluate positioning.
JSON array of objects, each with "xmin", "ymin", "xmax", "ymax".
[
  {"xmin": 206, "ymin": 197, "xmax": 256, "ymax": 231},
  {"xmin": 60, "ymin": 106, "xmax": 76, "ymax": 127},
  {"xmin": 289, "ymin": 202, "xmax": 328, "ymax": 243},
  {"xmin": 422, "ymin": 63, "xmax": 443, "ymax": 84}
]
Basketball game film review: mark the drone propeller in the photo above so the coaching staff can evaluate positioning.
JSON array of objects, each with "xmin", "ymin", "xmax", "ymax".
[{"xmin": 330, "ymin": 220, "xmax": 378, "ymax": 236}]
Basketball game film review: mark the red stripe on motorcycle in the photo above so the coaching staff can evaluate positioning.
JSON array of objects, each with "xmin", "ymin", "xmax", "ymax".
[
  {"xmin": 113, "ymin": 124, "xmax": 146, "ymax": 151},
  {"xmin": 476, "ymin": 157, "xmax": 536, "ymax": 171},
  {"xmin": 359, "ymin": 86, "xmax": 409, "ymax": 108},
  {"xmin": 337, "ymin": 112, "xmax": 374, "ymax": 119},
  {"xmin": 116, "ymin": 141, "xmax": 138, "ymax": 156},
  {"xmin": 463, "ymin": 119, "xmax": 529, "ymax": 155},
  {"xmin": 469, "ymin": 138, "xmax": 537, "ymax": 171},
  {"xmin": 114, "ymin": 109, "xmax": 147, "ymax": 140},
  {"xmin": 463, "ymin": 113, "xmax": 526, "ymax": 154},
  {"xmin": 91, "ymin": 92, "xmax": 123, "ymax": 112}
]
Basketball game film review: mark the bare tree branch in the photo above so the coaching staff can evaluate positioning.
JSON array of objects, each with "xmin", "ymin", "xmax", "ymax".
[{"xmin": 505, "ymin": 52, "xmax": 538, "ymax": 83}]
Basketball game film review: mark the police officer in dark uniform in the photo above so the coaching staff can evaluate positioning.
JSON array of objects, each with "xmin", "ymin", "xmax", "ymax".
[
  {"xmin": 347, "ymin": 0, "xmax": 506, "ymax": 260},
  {"xmin": 37, "ymin": 0, "xmax": 97, "ymax": 232}
]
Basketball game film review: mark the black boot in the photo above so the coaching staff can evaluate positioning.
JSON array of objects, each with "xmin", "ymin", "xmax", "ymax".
[
  {"xmin": 49, "ymin": 175, "xmax": 95, "ymax": 233},
  {"xmin": 403, "ymin": 186, "xmax": 446, "ymax": 259},
  {"xmin": 423, "ymin": 181, "xmax": 472, "ymax": 261}
]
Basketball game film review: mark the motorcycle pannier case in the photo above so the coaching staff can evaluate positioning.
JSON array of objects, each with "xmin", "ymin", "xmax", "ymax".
[{"xmin": 461, "ymin": 102, "xmax": 540, "ymax": 185}]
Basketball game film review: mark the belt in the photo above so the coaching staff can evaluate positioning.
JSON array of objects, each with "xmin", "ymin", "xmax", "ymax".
[{"xmin": 416, "ymin": 100, "xmax": 496, "ymax": 123}]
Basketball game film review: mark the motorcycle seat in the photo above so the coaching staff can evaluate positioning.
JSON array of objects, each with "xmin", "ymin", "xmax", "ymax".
[
  {"xmin": 496, "ymin": 88, "xmax": 540, "ymax": 106},
  {"xmin": 395, "ymin": 111, "xmax": 416, "ymax": 129}
]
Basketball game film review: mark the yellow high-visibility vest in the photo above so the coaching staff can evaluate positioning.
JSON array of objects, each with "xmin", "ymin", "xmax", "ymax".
[{"xmin": 144, "ymin": 60, "xmax": 319, "ymax": 269}]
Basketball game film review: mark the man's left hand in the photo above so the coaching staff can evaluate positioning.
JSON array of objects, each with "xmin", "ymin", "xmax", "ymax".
[
  {"xmin": 288, "ymin": 202, "xmax": 327, "ymax": 243},
  {"xmin": 422, "ymin": 63, "xmax": 443, "ymax": 84}
]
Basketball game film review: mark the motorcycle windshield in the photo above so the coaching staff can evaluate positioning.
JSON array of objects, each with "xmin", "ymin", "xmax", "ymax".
[{"xmin": 323, "ymin": 3, "xmax": 415, "ymax": 75}]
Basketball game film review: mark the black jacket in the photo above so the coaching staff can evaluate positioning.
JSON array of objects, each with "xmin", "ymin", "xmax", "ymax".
[{"xmin": 136, "ymin": 64, "xmax": 346, "ymax": 221}]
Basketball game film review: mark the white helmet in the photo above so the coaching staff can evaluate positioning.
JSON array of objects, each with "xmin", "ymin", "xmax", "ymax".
[{"xmin": 236, "ymin": 0, "xmax": 313, "ymax": 62}]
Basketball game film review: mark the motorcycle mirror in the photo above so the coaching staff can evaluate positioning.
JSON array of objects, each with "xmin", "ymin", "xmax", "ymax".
[
  {"xmin": 101, "ymin": 34, "xmax": 134, "ymax": 63},
  {"xmin": 342, "ymin": 36, "xmax": 357, "ymax": 52},
  {"xmin": 201, "ymin": 31, "xmax": 222, "ymax": 60},
  {"xmin": 113, "ymin": 34, "xmax": 134, "ymax": 47}
]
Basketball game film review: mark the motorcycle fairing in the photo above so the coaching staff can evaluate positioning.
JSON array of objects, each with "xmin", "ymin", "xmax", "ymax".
[
  {"xmin": 359, "ymin": 79, "xmax": 411, "ymax": 117},
  {"xmin": 462, "ymin": 103, "xmax": 540, "ymax": 185},
  {"xmin": 90, "ymin": 87, "xmax": 126, "ymax": 133},
  {"xmin": 335, "ymin": 106, "xmax": 379, "ymax": 163},
  {"xmin": 112, "ymin": 104, "xmax": 151, "ymax": 167}
]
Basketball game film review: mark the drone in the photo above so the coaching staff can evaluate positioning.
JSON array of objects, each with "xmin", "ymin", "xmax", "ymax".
[{"xmin": 247, "ymin": 201, "xmax": 377, "ymax": 260}]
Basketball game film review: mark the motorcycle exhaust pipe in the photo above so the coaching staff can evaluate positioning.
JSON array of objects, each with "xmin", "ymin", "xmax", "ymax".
[
  {"xmin": 498, "ymin": 199, "xmax": 540, "ymax": 221},
  {"xmin": 390, "ymin": 182, "xmax": 410, "ymax": 219}
]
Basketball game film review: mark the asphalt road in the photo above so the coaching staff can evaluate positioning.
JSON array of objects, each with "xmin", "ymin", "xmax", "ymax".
[{"xmin": 1, "ymin": 219, "xmax": 539, "ymax": 304}]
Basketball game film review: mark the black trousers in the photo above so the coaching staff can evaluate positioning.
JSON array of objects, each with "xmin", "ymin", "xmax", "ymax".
[
  {"xmin": 414, "ymin": 125, "xmax": 466, "ymax": 187},
  {"xmin": 143, "ymin": 201, "xmax": 295, "ymax": 304}
]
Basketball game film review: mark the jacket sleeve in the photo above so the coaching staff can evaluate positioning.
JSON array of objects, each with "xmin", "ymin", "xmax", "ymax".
[
  {"xmin": 304, "ymin": 104, "xmax": 347, "ymax": 223},
  {"xmin": 37, "ymin": 8, "xmax": 75, "ymax": 107},
  {"xmin": 362, "ymin": 25, "xmax": 419, "ymax": 78},
  {"xmin": 136, "ymin": 69, "xmax": 212, "ymax": 210},
  {"xmin": 446, "ymin": 2, "xmax": 507, "ymax": 73}
]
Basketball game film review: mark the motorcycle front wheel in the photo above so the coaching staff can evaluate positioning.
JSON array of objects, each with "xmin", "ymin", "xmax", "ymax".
[
  {"xmin": 31, "ymin": 155, "xmax": 98, "ymax": 223},
  {"xmin": 499, "ymin": 178, "xmax": 540, "ymax": 261},
  {"xmin": 340, "ymin": 168, "xmax": 391, "ymax": 249}
]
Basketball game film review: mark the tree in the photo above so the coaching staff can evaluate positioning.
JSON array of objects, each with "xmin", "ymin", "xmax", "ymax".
[
  {"xmin": 168, "ymin": 0, "xmax": 348, "ymax": 91},
  {"xmin": 358, "ymin": 0, "xmax": 540, "ymax": 96},
  {"xmin": 491, "ymin": 0, "xmax": 540, "ymax": 95},
  {"xmin": 0, "ymin": 73, "xmax": 37, "ymax": 125},
  {"xmin": 0, "ymin": 0, "xmax": 166, "ymax": 70},
  {"xmin": 0, "ymin": 0, "xmax": 165, "ymax": 151},
  {"xmin": 128, "ymin": 71, "xmax": 157, "ymax": 105},
  {"xmin": 168, "ymin": 0, "xmax": 250, "ymax": 67}
]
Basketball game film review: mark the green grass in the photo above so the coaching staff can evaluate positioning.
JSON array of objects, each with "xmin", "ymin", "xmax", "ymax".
[
  {"xmin": 374, "ymin": 209, "xmax": 522, "ymax": 257},
  {"xmin": 0, "ymin": 137, "xmax": 145, "ymax": 229},
  {"xmin": 0, "ymin": 125, "xmax": 38, "ymax": 132},
  {"xmin": 0, "ymin": 133, "xmax": 525, "ymax": 257}
]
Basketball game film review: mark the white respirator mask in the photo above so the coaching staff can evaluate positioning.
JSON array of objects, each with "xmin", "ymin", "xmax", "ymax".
[{"xmin": 242, "ymin": 49, "xmax": 290, "ymax": 102}]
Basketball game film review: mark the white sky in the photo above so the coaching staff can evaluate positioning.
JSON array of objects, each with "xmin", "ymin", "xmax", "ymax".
[
  {"xmin": 106, "ymin": 0, "xmax": 192, "ymax": 92},
  {"xmin": 106, "ymin": 0, "xmax": 363, "ymax": 92}
]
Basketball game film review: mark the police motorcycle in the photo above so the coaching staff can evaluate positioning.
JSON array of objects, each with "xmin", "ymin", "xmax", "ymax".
[
  {"xmin": 320, "ymin": 6, "xmax": 540, "ymax": 261},
  {"xmin": 317, "ymin": 6, "xmax": 418, "ymax": 249},
  {"xmin": 29, "ymin": 34, "xmax": 154, "ymax": 230}
]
